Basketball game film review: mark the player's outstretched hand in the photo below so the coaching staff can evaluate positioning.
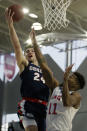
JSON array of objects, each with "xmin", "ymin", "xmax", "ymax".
[
  {"xmin": 30, "ymin": 28, "xmax": 37, "ymax": 45},
  {"xmin": 64, "ymin": 64, "xmax": 74, "ymax": 81},
  {"xmin": 5, "ymin": 8, "xmax": 14, "ymax": 26}
]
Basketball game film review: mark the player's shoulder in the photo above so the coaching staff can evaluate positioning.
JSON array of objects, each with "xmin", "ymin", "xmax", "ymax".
[
  {"xmin": 71, "ymin": 91, "xmax": 81, "ymax": 99},
  {"xmin": 51, "ymin": 86, "xmax": 60, "ymax": 95}
]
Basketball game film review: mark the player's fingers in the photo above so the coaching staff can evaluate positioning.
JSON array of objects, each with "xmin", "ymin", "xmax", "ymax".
[
  {"xmin": 32, "ymin": 28, "xmax": 34, "ymax": 31},
  {"xmin": 31, "ymin": 28, "xmax": 34, "ymax": 35},
  {"xmin": 5, "ymin": 8, "xmax": 8, "ymax": 14},
  {"xmin": 33, "ymin": 29, "xmax": 36, "ymax": 38},
  {"xmin": 68, "ymin": 64, "xmax": 74, "ymax": 69},
  {"xmin": 11, "ymin": 12, "xmax": 15, "ymax": 18},
  {"xmin": 5, "ymin": 8, "xmax": 9, "ymax": 17},
  {"xmin": 30, "ymin": 28, "xmax": 35, "ymax": 39},
  {"xmin": 66, "ymin": 64, "xmax": 74, "ymax": 72},
  {"xmin": 8, "ymin": 9, "xmax": 11, "ymax": 17}
]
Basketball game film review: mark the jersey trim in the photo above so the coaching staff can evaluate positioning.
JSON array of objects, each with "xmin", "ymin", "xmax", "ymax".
[{"xmin": 23, "ymin": 97, "xmax": 48, "ymax": 106}]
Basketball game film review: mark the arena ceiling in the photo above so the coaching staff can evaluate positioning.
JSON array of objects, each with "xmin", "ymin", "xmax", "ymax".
[{"xmin": 0, "ymin": 0, "xmax": 87, "ymax": 53}]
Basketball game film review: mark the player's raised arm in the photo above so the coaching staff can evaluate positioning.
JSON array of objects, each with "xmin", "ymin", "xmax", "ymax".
[
  {"xmin": 5, "ymin": 9, "xmax": 28, "ymax": 72},
  {"xmin": 62, "ymin": 65, "xmax": 82, "ymax": 108},
  {"xmin": 30, "ymin": 29, "xmax": 59, "ymax": 89}
]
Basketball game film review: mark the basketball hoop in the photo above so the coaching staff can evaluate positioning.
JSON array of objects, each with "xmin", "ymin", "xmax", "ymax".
[{"xmin": 41, "ymin": 0, "xmax": 72, "ymax": 31}]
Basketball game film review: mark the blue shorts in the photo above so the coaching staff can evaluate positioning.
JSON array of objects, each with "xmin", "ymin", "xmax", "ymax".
[{"xmin": 17, "ymin": 99, "xmax": 47, "ymax": 131}]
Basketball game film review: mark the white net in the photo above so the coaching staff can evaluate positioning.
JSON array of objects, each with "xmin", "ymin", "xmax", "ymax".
[{"xmin": 41, "ymin": 0, "xmax": 72, "ymax": 31}]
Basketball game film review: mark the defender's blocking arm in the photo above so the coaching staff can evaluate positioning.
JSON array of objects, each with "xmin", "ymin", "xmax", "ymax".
[{"xmin": 62, "ymin": 65, "xmax": 81, "ymax": 108}]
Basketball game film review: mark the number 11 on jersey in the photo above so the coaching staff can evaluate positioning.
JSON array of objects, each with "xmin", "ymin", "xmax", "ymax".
[{"xmin": 48, "ymin": 103, "xmax": 57, "ymax": 114}]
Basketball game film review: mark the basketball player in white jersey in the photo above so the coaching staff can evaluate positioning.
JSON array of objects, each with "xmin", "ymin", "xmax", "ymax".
[{"xmin": 30, "ymin": 29, "xmax": 85, "ymax": 131}]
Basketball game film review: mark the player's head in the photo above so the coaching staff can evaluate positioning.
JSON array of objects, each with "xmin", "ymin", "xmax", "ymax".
[
  {"xmin": 68, "ymin": 72, "xmax": 85, "ymax": 91},
  {"xmin": 24, "ymin": 44, "xmax": 37, "ymax": 63}
]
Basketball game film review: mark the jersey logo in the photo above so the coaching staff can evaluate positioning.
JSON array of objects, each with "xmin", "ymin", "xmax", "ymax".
[{"xmin": 29, "ymin": 66, "xmax": 42, "ymax": 73}]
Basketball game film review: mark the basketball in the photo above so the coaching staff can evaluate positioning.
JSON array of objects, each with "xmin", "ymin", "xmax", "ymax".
[{"xmin": 8, "ymin": 4, "xmax": 24, "ymax": 22}]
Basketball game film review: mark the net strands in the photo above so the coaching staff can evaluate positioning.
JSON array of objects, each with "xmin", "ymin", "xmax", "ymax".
[{"xmin": 41, "ymin": 0, "xmax": 72, "ymax": 31}]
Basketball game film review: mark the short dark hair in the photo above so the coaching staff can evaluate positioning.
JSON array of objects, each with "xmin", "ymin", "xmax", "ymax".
[{"xmin": 74, "ymin": 72, "xmax": 85, "ymax": 89}]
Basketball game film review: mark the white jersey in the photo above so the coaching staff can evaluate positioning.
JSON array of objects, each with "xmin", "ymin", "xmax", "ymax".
[{"xmin": 46, "ymin": 87, "xmax": 80, "ymax": 131}]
